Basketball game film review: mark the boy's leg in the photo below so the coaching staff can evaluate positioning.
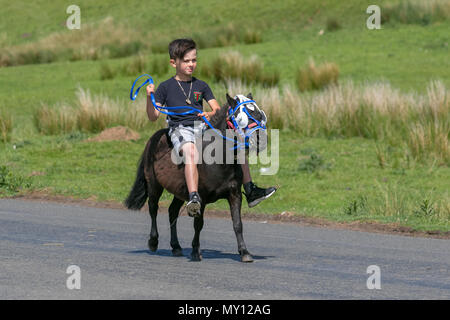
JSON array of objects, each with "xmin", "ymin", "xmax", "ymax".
[
  {"xmin": 181, "ymin": 142, "xmax": 202, "ymax": 217},
  {"xmin": 241, "ymin": 157, "xmax": 277, "ymax": 208},
  {"xmin": 182, "ymin": 142, "xmax": 199, "ymax": 193},
  {"xmin": 169, "ymin": 125, "xmax": 202, "ymax": 217}
]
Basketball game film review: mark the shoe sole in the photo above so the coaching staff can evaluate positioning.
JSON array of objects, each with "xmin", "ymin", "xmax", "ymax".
[
  {"xmin": 186, "ymin": 201, "xmax": 201, "ymax": 217},
  {"xmin": 248, "ymin": 189, "xmax": 276, "ymax": 208}
]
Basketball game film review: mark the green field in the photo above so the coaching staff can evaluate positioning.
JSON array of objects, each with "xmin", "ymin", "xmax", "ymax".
[{"xmin": 1, "ymin": 0, "xmax": 449, "ymax": 233}]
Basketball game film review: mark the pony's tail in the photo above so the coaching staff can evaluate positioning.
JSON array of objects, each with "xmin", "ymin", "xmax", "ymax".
[{"xmin": 124, "ymin": 154, "xmax": 148, "ymax": 210}]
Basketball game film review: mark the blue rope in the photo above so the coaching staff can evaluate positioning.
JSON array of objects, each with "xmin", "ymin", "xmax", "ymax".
[{"xmin": 130, "ymin": 74, "xmax": 264, "ymax": 150}]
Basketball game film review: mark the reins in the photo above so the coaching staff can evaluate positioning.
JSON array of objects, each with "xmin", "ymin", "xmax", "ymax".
[{"xmin": 130, "ymin": 74, "xmax": 264, "ymax": 150}]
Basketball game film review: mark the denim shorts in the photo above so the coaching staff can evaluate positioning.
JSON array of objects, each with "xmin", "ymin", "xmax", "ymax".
[{"xmin": 168, "ymin": 122, "xmax": 206, "ymax": 156}]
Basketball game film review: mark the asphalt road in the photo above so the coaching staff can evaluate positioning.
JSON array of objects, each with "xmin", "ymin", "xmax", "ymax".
[{"xmin": 1, "ymin": 199, "xmax": 449, "ymax": 300}]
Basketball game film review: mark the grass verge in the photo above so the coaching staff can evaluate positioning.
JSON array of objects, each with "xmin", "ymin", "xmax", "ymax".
[{"xmin": 0, "ymin": 131, "xmax": 448, "ymax": 233}]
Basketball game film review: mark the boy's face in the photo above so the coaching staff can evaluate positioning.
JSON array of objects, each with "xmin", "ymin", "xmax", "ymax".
[{"xmin": 170, "ymin": 49, "xmax": 197, "ymax": 77}]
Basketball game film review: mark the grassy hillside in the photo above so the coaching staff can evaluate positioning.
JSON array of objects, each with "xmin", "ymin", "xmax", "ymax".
[
  {"xmin": 0, "ymin": 0, "xmax": 370, "ymax": 45},
  {"xmin": 1, "ymin": 0, "xmax": 449, "ymax": 232}
]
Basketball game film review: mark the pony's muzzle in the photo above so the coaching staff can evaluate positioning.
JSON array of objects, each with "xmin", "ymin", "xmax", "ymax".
[{"xmin": 247, "ymin": 128, "xmax": 268, "ymax": 153}]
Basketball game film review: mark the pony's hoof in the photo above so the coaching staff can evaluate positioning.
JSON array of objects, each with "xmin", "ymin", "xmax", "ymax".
[
  {"xmin": 148, "ymin": 239, "xmax": 158, "ymax": 252},
  {"xmin": 241, "ymin": 254, "xmax": 254, "ymax": 263},
  {"xmin": 191, "ymin": 252, "xmax": 202, "ymax": 261},
  {"xmin": 172, "ymin": 248, "xmax": 183, "ymax": 257}
]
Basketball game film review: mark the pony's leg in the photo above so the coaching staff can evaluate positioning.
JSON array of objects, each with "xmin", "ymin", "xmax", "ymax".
[
  {"xmin": 228, "ymin": 190, "xmax": 254, "ymax": 263},
  {"xmin": 148, "ymin": 182, "xmax": 164, "ymax": 252},
  {"xmin": 191, "ymin": 204, "xmax": 205, "ymax": 261},
  {"xmin": 168, "ymin": 196, "xmax": 184, "ymax": 256}
]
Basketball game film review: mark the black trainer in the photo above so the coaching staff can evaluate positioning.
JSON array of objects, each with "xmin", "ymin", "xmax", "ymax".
[
  {"xmin": 244, "ymin": 182, "xmax": 277, "ymax": 208},
  {"xmin": 186, "ymin": 192, "xmax": 201, "ymax": 218}
]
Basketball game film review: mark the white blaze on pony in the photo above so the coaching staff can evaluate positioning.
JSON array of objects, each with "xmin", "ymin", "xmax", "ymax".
[
  {"xmin": 228, "ymin": 94, "xmax": 268, "ymax": 153},
  {"xmin": 232, "ymin": 94, "xmax": 267, "ymax": 129}
]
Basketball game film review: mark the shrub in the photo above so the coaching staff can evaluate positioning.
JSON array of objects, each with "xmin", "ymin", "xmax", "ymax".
[
  {"xmin": 243, "ymin": 29, "xmax": 262, "ymax": 44},
  {"xmin": 33, "ymin": 88, "xmax": 149, "ymax": 135},
  {"xmin": 299, "ymin": 152, "xmax": 332, "ymax": 173},
  {"xmin": 344, "ymin": 196, "xmax": 368, "ymax": 216},
  {"xmin": 296, "ymin": 58, "xmax": 339, "ymax": 92},
  {"xmin": 103, "ymin": 41, "xmax": 143, "ymax": 59},
  {"xmin": 149, "ymin": 55, "xmax": 168, "ymax": 76},
  {"xmin": 0, "ymin": 17, "xmax": 148, "ymax": 67},
  {"xmin": 201, "ymin": 51, "xmax": 279, "ymax": 87},
  {"xmin": 120, "ymin": 54, "xmax": 147, "ymax": 77},
  {"xmin": 326, "ymin": 17, "xmax": 341, "ymax": 32},
  {"xmin": 150, "ymin": 39, "xmax": 169, "ymax": 54},
  {"xmin": 0, "ymin": 165, "xmax": 30, "ymax": 194},
  {"xmin": 382, "ymin": 0, "xmax": 450, "ymax": 25},
  {"xmin": 100, "ymin": 63, "xmax": 117, "ymax": 80},
  {"xmin": 33, "ymin": 104, "xmax": 77, "ymax": 135}
]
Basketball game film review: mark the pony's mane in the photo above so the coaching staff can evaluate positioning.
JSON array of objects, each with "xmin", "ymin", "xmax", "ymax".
[{"xmin": 208, "ymin": 103, "xmax": 230, "ymax": 129}]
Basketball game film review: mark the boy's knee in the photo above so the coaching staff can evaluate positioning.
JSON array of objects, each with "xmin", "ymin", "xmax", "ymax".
[{"xmin": 182, "ymin": 142, "xmax": 199, "ymax": 163}]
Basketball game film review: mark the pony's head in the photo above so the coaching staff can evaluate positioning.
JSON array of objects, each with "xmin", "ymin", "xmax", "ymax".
[{"xmin": 226, "ymin": 93, "xmax": 268, "ymax": 153}]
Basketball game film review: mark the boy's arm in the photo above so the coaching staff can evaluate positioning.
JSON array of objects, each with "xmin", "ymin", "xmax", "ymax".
[
  {"xmin": 146, "ymin": 84, "xmax": 160, "ymax": 121},
  {"xmin": 198, "ymin": 99, "xmax": 221, "ymax": 122}
]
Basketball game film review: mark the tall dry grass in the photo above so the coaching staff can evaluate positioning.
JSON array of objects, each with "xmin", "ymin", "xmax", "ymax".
[
  {"xmin": 225, "ymin": 79, "xmax": 450, "ymax": 165},
  {"xmin": 34, "ymin": 87, "xmax": 152, "ymax": 135},
  {"xmin": 192, "ymin": 24, "xmax": 262, "ymax": 51},
  {"xmin": 32, "ymin": 79, "xmax": 449, "ymax": 165},
  {"xmin": 382, "ymin": 0, "xmax": 450, "ymax": 25},
  {"xmin": 0, "ymin": 18, "xmax": 264, "ymax": 68},
  {"xmin": 296, "ymin": 58, "xmax": 339, "ymax": 92},
  {"xmin": 0, "ymin": 17, "xmax": 146, "ymax": 67},
  {"xmin": 0, "ymin": 110, "xmax": 13, "ymax": 143},
  {"xmin": 150, "ymin": 24, "xmax": 262, "ymax": 54},
  {"xmin": 34, "ymin": 104, "xmax": 77, "ymax": 135},
  {"xmin": 100, "ymin": 54, "xmax": 169, "ymax": 80},
  {"xmin": 200, "ymin": 51, "xmax": 279, "ymax": 87},
  {"xmin": 407, "ymin": 81, "xmax": 450, "ymax": 163}
]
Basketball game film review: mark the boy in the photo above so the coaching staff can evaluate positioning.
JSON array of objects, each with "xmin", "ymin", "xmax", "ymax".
[{"xmin": 146, "ymin": 38, "xmax": 276, "ymax": 217}]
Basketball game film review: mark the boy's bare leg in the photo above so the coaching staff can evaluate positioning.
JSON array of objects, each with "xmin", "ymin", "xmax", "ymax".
[
  {"xmin": 183, "ymin": 143, "xmax": 199, "ymax": 192},
  {"xmin": 182, "ymin": 143, "xmax": 201, "ymax": 217}
]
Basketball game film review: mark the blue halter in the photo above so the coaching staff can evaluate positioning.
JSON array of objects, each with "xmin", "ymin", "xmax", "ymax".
[
  {"xmin": 228, "ymin": 98, "xmax": 267, "ymax": 148},
  {"xmin": 130, "ymin": 74, "xmax": 256, "ymax": 150}
]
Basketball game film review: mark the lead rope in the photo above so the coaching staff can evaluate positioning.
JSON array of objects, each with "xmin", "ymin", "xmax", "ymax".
[{"xmin": 130, "ymin": 74, "xmax": 257, "ymax": 150}]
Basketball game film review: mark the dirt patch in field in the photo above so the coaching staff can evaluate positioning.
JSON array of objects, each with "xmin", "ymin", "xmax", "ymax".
[
  {"xmin": 86, "ymin": 126, "xmax": 140, "ymax": 142},
  {"xmin": 8, "ymin": 191, "xmax": 450, "ymax": 239}
]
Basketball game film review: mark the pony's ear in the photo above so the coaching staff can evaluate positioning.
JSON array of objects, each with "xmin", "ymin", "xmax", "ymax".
[
  {"xmin": 246, "ymin": 92, "xmax": 253, "ymax": 100},
  {"xmin": 226, "ymin": 93, "xmax": 237, "ymax": 107}
]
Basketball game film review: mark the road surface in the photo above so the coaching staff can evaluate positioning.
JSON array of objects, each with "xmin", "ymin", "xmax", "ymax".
[{"xmin": 1, "ymin": 199, "xmax": 449, "ymax": 299}]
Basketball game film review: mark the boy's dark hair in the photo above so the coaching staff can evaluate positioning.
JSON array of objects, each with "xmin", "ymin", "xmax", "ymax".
[{"xmin": 168, "ymin": 39, "xmax": 196, "ymax": 60}]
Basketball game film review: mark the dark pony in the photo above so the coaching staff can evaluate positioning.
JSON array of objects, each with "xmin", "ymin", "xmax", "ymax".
[{"xmin": 124, "ymin": 94, "xmax": 264, "ymax": 262}]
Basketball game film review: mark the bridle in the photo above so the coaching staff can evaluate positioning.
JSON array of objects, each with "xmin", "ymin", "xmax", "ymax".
[{"xmin": 227, "ymin": 96, "xmax": 267, "ymax": 151}]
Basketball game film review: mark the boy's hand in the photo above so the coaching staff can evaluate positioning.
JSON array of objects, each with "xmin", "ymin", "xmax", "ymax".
[
  {"xmin": 146, "ymin": 84, "xmax": 155, "ymax": 96},
  {"xmin": 198, "ymin": 111, "xmax": 215, "ymax": 122}
]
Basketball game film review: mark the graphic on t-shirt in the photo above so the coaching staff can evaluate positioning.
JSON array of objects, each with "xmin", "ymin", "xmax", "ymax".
[{"xmin": 193, "ymin": 91, "xmax": 203, "ymax": 103}]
